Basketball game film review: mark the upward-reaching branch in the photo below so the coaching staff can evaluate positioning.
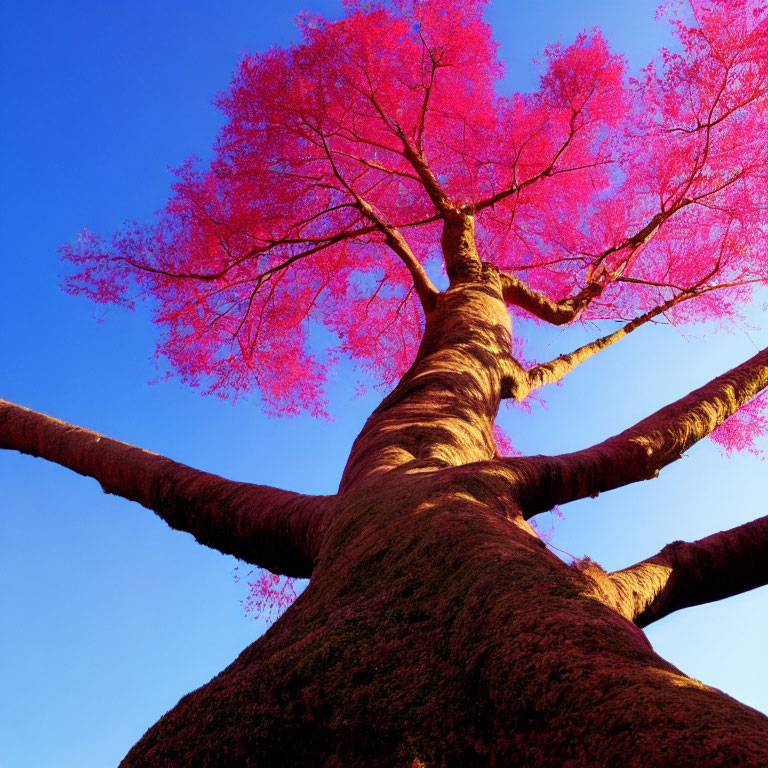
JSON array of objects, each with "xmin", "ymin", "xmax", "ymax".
[
  {"xmin": 498, "ymin": 196, "xmax": 696, "ymax": 326},
  {"xmin": 470, "ymin": 109, "xmax": 580, "ymax": 214},
  {"xmin": 358, "ymin": 199, "xmax": 439, "ymax": 313},
  {"xmin": 316, "ymin": 130, "xmax": 439, "ymax": 312},
  {"xmin": 0, "ymin": 399, "xmax": 332, "ymax": 577},
  {"xmin": 506, "ymin": 292, "xmax": 692, "ymax": 399},
  {"xmin": 511, "ymin": 276, "xmax": 764, "ymax": 400},
  {"xmin": 400, "ymin": 139, "xmax": 452, "ymax": 214},
  {"xmin": 505, "ymin": 345, "xmax": 768, "ymax": 517}
]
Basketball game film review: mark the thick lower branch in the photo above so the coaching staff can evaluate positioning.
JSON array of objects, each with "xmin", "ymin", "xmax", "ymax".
[
  {"xmin": 602, "ymin": 514, "xmax": 768, "ymax": 627},
  {"xmin": 0, "ymin": 399, "xmax": 330, "ymax": 577},
  {"xmin": 507, "ymin": 345, "xmax": 768, "ymax": 516}
]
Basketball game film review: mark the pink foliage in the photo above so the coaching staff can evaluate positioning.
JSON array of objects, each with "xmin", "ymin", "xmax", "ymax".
[
  {"xmin": 237, "ymin": 568, "xmax": 300, "ymax": 626},
  {"xmin": 710, "ymin": 390, "xmax": 768, "ymax": 457},
  {"xmin": 530, "ymin": 507, "xmax": 567, "ymax": 547},
  {"xmin": 57, "ymin": 0, "xmax": 768, "ymax": 631},
  {"xmin": 62, "ymin": 0, "xmax": 768, "ymax": 452},
  {"xmin": 492, "ymin": 424, "xmax": 520, "ymax": 457}
]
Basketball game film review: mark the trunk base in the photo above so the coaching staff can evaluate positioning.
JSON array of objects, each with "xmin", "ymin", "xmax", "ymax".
[{"xmin": 121, "ymin": 489, "xmax": 768, "ymax": 767}]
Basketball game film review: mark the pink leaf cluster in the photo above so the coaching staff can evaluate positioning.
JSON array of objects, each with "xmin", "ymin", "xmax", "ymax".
[
  {"xmin": 492, "ymin": 423, "xmax": 520, "ymax": 457},
  {"xmin": 710, "ymin": 389, "xmax": 768, "ymax": 456},
  {"xmin": 239, "ymin": 569, "xmax": 301, "ymax": 626},
  {"xmin": 62, "ymin": 0, "xmax": 768, "ymax": 438}
]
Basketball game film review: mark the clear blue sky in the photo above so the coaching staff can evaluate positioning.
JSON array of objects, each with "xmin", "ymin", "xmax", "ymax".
[{"xmin": 1, "ymin": 2, "xmax": 766, "ymax": 766}]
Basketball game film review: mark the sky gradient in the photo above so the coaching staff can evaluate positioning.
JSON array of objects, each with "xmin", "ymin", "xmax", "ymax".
[{"xmin": 1, "ymin": 2, "xmax": 767, "ymax": 766}]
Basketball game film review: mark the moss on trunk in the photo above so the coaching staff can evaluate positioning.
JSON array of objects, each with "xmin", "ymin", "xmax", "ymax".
[{"xmin": 122, "ymin": 470, "xmax": 768, "ymax": 767}]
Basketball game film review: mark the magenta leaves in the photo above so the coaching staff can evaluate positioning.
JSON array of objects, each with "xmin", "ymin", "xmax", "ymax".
[
  {"xmin": 236, "ymin": 568, "xmax": 303, "ymax": 626},
  {"xmin": 61, "ymin": 0, "xmax": 768, "ymax": 434}
]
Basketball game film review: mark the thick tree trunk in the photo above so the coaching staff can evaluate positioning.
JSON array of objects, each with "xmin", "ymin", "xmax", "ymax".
[
  {"xmin": 5, "ymin": 257, "xmax": 768, "ymax": 765},
  {"xmin": 121, "ymin": 472, "xmax": 768, "ymax": 767},
  {"xmin": 117, "ymin": 273, "xmax": 768, "ymax": 767}
]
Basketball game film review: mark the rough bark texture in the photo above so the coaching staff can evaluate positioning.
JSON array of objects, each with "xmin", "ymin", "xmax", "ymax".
[
  {"xmin": 4, "ymin": 249, "xmax": 768, "ymax": 766},
  {"xmin": 120, "ymin": 471, "xmax": 768, "ymax": 767},
  {"xmin": 0, "ymin": 400, "xmax": 330, "ymax": 576},
  {"xmin": 605, "ymin": 514, "xmax": 768, "ymax": 627},
  {"xmin": 340, "ymin": 269, "xmax": 511, "ymax": 492}
]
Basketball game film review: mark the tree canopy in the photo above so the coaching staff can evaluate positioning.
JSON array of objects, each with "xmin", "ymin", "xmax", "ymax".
[{"xmin": 64, "ymin": 0, "xmax": 768, "ymax": 436}]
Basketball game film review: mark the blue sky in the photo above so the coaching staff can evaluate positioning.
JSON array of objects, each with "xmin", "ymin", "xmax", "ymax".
[{"xmin": 1, "ymin": 2, "xmax": 766, "ymax": 766}]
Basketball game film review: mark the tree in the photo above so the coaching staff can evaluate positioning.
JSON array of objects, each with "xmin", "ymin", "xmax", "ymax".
[{"xmin": 3, "ymin": 0, "xmax": 768, "ymax": 764}]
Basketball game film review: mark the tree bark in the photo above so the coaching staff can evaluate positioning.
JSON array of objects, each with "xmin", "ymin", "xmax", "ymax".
[
  {"xmin": 604, "ymin": 513, "xmax": 768, "ymax": 627},
  {"xmin": 4, "ymin": 269, "xmax": 768, "ymax": 767},
  {"xmin": 0, "ymin": 399, "xmax": 331, "ymax": 576},
  {"xmin": 339, "ymin": 270, "xmax": 513, "ymax": 492},
  {"xmin": 120, "ymin": 468, "xmax": 768, "ymax": 767}
]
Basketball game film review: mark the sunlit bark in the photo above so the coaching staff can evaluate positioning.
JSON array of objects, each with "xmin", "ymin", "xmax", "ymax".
[
  {"xmin": 0, "ymin": 398, "xmax": 331, "ymax": 576},
  {"xmin": 339, "ymin": 270, "xmax": 512, "ymax": 491},
  {"xmin": 508, "ymin": 344, "xmax": 768, "ymax": 516},
  {"xmin": 499, "ymin": 271, "xmax": 605, "ymax": 325},
  {"xmin": 601, "ymin": 514, "xmax": 768, "ymax": 627}
]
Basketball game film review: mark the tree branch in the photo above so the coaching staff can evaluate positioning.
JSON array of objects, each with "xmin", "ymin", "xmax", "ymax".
[
  {"xmin": 120, "ymin": 223, "xmax": 380, "ymax": 284},
  {"xmin": 315, "ymin": 130, "xmax": 439, "ymax": 312},
  {"xmin": 499, "ymin": 271, "xmax": 605, "ymax": 325},
  {"xmin": 0, "ymin": 399, "xmax": 331, "ymax": 577},
  {"xmin": 599, "ymin": 514, "xmax": 768, "ymax": 627},
  {"xmin": 508, "ymin": 295, "xmax": 684, "ymax": 399},
  {"xmin": 401, "ymin": 140, "xmax": 452, "ymax": 214},
  {"xmin": 506, "ymin": 345, "xmax": 768, "ymax": 516},
  {"xmin": 504, "ymin": 255, "xmax": 764, "ymax": 400},
  {"xmin": 379, "ymin": 223, "xmax": 440, "ymax": 313},
  {"xmin": 498, "ymin": 195, "xmax": 699, "ymax": 327}
]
